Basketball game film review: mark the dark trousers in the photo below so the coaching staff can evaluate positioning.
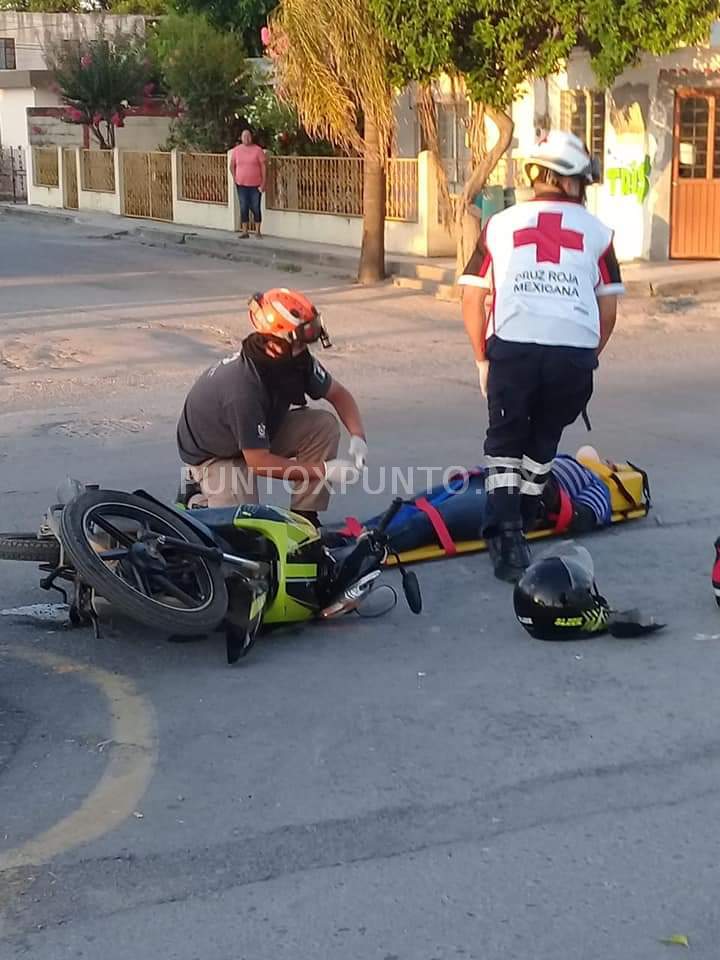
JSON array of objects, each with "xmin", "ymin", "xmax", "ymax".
[
  {"xmin": 237, "ymin": 185, "xmax": 262, "ymax": 225},
  {"xmin": 483, "ymin": 336, "xmax": 596, "ymax": 535}
]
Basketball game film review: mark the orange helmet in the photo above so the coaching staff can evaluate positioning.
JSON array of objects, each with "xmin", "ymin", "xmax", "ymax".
[{"xmin": 248, "ymin": 288, "xmax": 331, "ymax": 348}]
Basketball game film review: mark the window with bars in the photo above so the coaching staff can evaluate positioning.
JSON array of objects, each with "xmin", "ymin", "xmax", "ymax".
[
  {"xmin": 0, "ymin": 38, "xmax": 16, "ymax": 70},
  {"xmin": 560, "ymin": 90, "xmax": 606, "ymax": 180},
  {"xmin": 678, "ymin": 97, "xmax": 709, "ymax": 179},
  {"xmin": 437, "ymin": 101, "xmax": 470, "ymax": 187}
]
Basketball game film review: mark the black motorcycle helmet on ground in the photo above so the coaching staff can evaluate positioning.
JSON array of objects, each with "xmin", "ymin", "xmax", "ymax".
[{"xmin": 514, "ymin": 548, "xmax": 610, "ymax": 640}]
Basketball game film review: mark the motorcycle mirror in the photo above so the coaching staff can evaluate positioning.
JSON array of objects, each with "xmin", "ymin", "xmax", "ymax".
[
  {"xmin": 402, "ymin": 569, "xmax": 423, "ymax": 615},
  {"xmin": 56, "ymin": 476, "xmax": 85, "ymax": 505}
]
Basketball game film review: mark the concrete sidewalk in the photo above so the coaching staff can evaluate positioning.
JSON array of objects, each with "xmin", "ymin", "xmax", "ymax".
[
  {"xmin": 2, "ymin": 201, "xmax": 718, "ymax": 298},
  {"xmin": 394, "ymin": 255, "xmax": 720, "ymax": 299},
  {"xmin": 0, "ymin": 202, "xmax": 415, "ymax": 281}
]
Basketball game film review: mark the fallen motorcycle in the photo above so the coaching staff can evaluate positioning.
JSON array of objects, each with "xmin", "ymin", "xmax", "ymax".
[{"xmin": 0, "ymin": 485, "xmax": 422, "ymax": 663}]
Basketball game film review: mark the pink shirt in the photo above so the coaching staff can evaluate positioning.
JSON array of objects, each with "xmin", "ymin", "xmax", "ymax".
[{"xmin": 230, "ymin": 144, "xmax": 266, "ymax": 188}]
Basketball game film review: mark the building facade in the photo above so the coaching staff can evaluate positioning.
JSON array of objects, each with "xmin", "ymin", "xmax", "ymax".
[
  {"xmin": 397, "ymin": 24, "xmax": 720, "ymax": 261},
  {"xmin": 0, "ymin": 12, "xmax": 170, "ymax": 151}
]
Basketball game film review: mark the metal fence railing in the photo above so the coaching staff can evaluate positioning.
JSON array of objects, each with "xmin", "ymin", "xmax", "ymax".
[
  {"xmin": 26, "ymin": 147, "xmax": 426, "ymax": 231},
  {"xmin": 63, "ymin": 148, "xmax": 78, "ymax": 210},
  {"xmin": 122, "ymin": 151, "xmax": 173, "ymax": 222},
  {"xmin": 386, "ymin": 158, "xmax": 418, "ymax": 222},
  {"xmin": 32, "ymin": 147, "xmax": 59, "ymax": 188},
  {"xmin": 81, "ymin": 150, "xmax": 115, "ymax": 193},
  {"xmin": 179, "ymin": 152, "xmax": 228, "ymax": 205},
  {"xmin": 266, "ymin": 156, "xmax": 419, "ymax": 222},
  {"xmin": 267, "ymin": 156, "xmax": 364, "ymax": 217}
]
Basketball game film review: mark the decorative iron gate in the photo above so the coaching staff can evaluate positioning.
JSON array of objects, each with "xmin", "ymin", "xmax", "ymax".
[
  {"xmin": 63, "ymin": 148, "xmax": 78, "ymax": 210},
  {"xmin": 122, "ymin": 151, "xmax": 173, "ymax": 222},
  {"xmin": 0, "ymin": 146, "xmax": 27, "ymax": 202}
]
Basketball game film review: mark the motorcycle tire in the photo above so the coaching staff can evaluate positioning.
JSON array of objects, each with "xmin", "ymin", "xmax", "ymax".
[
  {"xmin": 0, "ymin": 533, "xmax": 61, "ymax": 565},
  {"xmin": 60, "ymin": 489, "xmax": 228, "ymax": 636}
]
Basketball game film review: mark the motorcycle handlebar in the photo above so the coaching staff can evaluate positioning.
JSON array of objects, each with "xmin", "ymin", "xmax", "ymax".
[{"xmin": 157, "ymin": 535, "xmax": 263, "ymax": 578}]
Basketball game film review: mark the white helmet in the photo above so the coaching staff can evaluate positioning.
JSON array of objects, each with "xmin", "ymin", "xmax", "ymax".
[{"xmin": 525, "ymin": 131, "xmax": 598, "ymax": 184}]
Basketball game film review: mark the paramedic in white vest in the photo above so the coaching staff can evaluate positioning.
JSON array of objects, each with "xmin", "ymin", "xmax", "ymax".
[{"xmin": 459, "ymin": 131, "xmax": 624, "ymax": 583}]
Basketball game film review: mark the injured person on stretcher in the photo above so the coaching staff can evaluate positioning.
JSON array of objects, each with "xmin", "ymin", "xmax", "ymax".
[{"xmin": 339, "ymin": 448, "xmax": 649, "ymax": 560}]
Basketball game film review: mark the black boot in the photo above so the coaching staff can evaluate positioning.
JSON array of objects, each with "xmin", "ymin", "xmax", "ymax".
[
  {"xmin": 520, "ymin": 495, "xmax": 541, "ymax": 533},
  {"xmin": 486, "ymin": 530, "xmax": 502, "ymax": 568},
  {"xmin": 492, "ymin": 521, "xmax": 531, "ymax": 584}
]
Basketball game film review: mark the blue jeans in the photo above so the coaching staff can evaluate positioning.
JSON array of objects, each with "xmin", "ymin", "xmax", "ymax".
[{"xmin": 236, "ymin": 185, "xmax": 262, "ymax": 226}]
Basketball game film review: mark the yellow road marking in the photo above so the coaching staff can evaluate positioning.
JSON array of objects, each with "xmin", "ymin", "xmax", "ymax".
[{"xmin": 0, "ymin": 647, "xmax": 157, "ymax": 872}]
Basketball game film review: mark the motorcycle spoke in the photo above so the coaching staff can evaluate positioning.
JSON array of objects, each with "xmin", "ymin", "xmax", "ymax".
[
  {"xmin": 89, "ymin": 513, "xmax": 137, "ymax": 548},
  {"xmin": 128, "ymin": 563, "xmax": 153, "ymax": 597},
  {"xmin": 98, "ymin": 548, "xmax": 129, "ymax": 561},
  {"xmin": 152, "ymin": 575, "xmax": 202, "ymax": 608}
]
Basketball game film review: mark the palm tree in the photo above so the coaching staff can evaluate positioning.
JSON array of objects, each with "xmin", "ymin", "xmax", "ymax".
[{"xmin": 267, "ymin": 0, "xmax": 394, "ymax": 283}]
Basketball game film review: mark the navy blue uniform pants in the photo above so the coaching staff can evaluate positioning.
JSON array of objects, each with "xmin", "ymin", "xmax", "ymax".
[{"xmin": 483, "ymin": 336, "xmax": 596, "ymax": 536}]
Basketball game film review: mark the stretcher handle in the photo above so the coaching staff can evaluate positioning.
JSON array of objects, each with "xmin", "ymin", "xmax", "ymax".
[{"xmin": 377, "ymin": 497, "xmax": 404, "ymax": 534}]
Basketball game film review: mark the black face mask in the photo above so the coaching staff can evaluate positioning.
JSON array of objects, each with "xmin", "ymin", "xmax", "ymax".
[{"xmin": 241, "ymin": 334, "xmax": 308, "ymax": 406}]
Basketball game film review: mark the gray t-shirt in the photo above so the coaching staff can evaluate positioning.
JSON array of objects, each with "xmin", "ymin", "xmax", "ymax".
[{"xmin": 177, "ymin": 349, "xmax": 332, "ymax": 465}]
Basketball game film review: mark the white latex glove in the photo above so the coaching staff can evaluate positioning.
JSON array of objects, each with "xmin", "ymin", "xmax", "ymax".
[
  {"xmin": 324, "ymin": 458, "xmax": 362, "ymax": 488},
  {"xmin": 348, "ymin": 435, "xmax": 368, "ymax": 470},
  {"xmin": 476, "ymin": 359, "xmax": 489, "ymax": 399}
]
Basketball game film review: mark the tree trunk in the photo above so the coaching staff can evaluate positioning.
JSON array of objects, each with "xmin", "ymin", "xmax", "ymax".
[
  {"xmin": 455, "ymin": 106, "xmax": 514, "ymax": 276},
  {"xmin": 358, "ymin": 111, "xmax": 386, "ymax": 284},
  {"xmin": 91, "ymin": 122, "xmax": 110, "ymax": 150}
]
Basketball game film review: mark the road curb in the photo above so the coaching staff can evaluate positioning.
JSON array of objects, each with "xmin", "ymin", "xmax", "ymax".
[
  {"xmin": 642, "ymin": 277, "xmax": 720, "ymax": 298},
  {"xmin": 3, "ymin": 203, "xmax": 718, "ymax": 298},
  {"xmin": 0, "ymin": 203, "xmax": 360, "ymax": 279},
  {"xmin": 0, "ymin": 204, "xmax": 78, "ymax": 226}
]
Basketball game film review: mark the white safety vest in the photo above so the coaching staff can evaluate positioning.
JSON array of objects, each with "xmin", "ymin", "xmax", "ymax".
[{"xmin": 459, "ymin": 199, "xmax": 624, "ymax": 348}]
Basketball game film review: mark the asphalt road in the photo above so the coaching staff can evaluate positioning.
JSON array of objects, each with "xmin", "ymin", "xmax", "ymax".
[{"xmin": 1, "ymin": 215, "xmax": 720, "ymax": 959}]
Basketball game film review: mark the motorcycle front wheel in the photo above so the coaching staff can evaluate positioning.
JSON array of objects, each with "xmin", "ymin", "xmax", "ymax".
[{"xmin": 59, "ymin": 489, "xmax": 228, "ymax": 636}]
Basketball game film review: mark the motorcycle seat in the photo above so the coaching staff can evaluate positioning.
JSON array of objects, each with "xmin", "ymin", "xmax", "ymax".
[
  {"xmin": 186, "ymin": 507, "xmax": 277, "ymax": 562},
  {"xmin": 188, "ymin": 506, "xmax": 240, "ymax": 527}
]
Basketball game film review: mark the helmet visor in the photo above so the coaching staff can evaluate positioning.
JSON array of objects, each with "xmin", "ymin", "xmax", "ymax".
[
  {"xmin": 536, "ymin": 540, "xmax": 595, "ymax": 583},
  {"xmin": 294, "ymin": 313, "xmax": 328, "ymax": 345}
]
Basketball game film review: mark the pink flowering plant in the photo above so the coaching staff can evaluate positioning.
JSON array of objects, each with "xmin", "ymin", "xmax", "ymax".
[{"xmin": 46, "ymin": 27, "xmax": 155, "ymax": 149}]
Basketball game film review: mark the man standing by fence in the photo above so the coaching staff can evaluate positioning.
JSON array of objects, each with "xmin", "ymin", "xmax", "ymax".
[{"xmin": 230, "ymin": 129, "xmax": 266, "ymax": 239}]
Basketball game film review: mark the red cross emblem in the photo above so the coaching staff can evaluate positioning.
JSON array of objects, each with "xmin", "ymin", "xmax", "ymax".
[{"xmin": 513, "ymin": 212, "xmax": 584, "ymax": 264}]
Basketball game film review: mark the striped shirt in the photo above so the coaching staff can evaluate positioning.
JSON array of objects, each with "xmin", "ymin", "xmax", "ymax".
[{"xmin": 552, "ymin": 455, "xmax": 611, "ymax": 525}]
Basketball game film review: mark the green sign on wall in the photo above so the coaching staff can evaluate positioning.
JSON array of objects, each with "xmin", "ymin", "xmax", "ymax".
[{"xmin": 605, "ymin": 156, "xmax": 651, "ymax": 204}]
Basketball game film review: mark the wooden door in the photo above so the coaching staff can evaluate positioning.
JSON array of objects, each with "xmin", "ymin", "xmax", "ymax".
[{"xmin": 670, "ymin": 90, "xmax": 720, "ymax": 259}]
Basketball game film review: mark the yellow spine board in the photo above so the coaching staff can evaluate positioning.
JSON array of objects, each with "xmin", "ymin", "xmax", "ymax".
[
  {"xmin": 578, "ymin": 456, "xmax": 647, "ymax": 514},
  {"xmin": 384, "ymin": 508, "xmax": 648, "ymax": 567},
  {"xmin": 384, "ymin": 453, "xmax": 650, "ymax": 569}
]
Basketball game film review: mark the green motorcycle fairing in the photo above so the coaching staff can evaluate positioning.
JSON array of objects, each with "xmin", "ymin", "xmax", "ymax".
[{"xmin": 230, "ymin": 503, "xmax": 323, "ymax": 624}]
